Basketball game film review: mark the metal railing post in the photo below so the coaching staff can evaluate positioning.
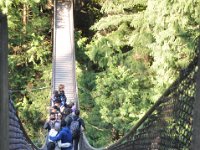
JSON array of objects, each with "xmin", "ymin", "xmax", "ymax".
[{"xmin": 0, "ymin": 12, "xmax": 9, "ymax": 150}]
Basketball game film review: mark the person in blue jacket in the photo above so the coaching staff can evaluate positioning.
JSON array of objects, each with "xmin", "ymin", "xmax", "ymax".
[{"xmin": 49, "ymin": 120, "xmax": 73, "ymax": 150}]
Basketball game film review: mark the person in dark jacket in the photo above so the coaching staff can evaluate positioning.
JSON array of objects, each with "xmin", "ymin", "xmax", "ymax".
[
  {"xmin": 49, "ymin": 120, "xmax": 73, "ymax": 150},
  {"xmin": 50, "ymin": 90, "xmax": 59, "ymax": 105},
  {"xmin": 72, "ymin": 109, "xmax": 85, "ymax": 150},
  {"xmin": 44, "ymin": 113, "xmax": 56, "ymax": 132},
  {"xmin": 64, "ymin": 108, "xmax": 73, "ymax": 127},
  {"xmin": 58, "ymin": 84, "xmax": 67, "ymax": 106}
]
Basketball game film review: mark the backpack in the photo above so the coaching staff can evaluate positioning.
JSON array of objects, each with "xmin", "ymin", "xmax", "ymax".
[
  {"xmin": 70, "ymin": 118, "xmax": 80, "ymax": 138},
  {"xmin": 64, "ymin": 114, "xmax": 73, "ymax": 127}
]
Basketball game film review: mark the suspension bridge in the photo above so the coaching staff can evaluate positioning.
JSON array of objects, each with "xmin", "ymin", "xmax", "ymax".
[{"xmin": 1, "ymin": 0, "xmax": 200, "ymax": 150}]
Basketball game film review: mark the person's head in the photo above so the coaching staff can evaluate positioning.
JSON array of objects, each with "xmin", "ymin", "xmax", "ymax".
[
  {"xmin": 51, "ymin": 105, "xmax": 59, "ymax": 114},
  {"xmin": 58, "ymin": 113, "xmax": 62, "ymax": 120},
  {"xmin": 61, "ymin": 120, "xmax": 67, "ymax": 127},
  {"xmin": 59, "ymin": 90, "xmax": 65, "ymax": 96},
  {"xmin": 54, "ymin": 121, "xmax": 61, "ymax": 131},
  {"xmin": 47, "ymin": 142, "xmax": 55, "ymax": 150},
  {"xmin": 50, "ymin": 113, "xmax": 55, "ymax": 121},
  {"xmin": 54, "ymin": 97, "xmax": 61, "ymax": 107},
  {"xmin": 58, "ymin": 84, "xmax": 65, "ymax": 92},
  {"xmin": 53, "ymin": 90, "xmax": 59, "ymax": 96},
  {"xmin": 75, "ymin": 109, "xmax": 80, "ymax": 116},
  {"xmin": 68, "ymin": 102, "xmax": 74, "ymax": 108}
]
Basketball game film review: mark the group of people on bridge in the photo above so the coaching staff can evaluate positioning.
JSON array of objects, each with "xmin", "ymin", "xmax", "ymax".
[{"xmin": 44, "ymin": 84, "xmax": 85, "ymax": 150}]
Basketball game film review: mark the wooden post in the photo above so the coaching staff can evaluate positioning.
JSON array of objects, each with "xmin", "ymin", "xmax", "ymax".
[
  {"xmin": 0, "ymin": 12, "xmax": 9, "ymax": 150},
  {"xmin": 191, "ymin": 39, "xmax": 200, "ymax": 150}
]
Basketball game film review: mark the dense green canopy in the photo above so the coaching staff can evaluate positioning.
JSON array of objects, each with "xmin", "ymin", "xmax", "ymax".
[{"xmin": 1, "ymin": 0, "xmax": 199, "ymax": 147}]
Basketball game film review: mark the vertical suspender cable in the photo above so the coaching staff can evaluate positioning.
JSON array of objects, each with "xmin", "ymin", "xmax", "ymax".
[
  {"xmin": 52, "ymin": 0, "xmax": 57, "ymax": 94},
  {"xmin": 69, "ymin": 0, "xmax": 79, "ymax": 108}
]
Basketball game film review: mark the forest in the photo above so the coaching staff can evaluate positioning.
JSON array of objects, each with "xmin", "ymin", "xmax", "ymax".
[{"xmin": 0, "ymin": 0, "xmax": 199, "ymax": 147}]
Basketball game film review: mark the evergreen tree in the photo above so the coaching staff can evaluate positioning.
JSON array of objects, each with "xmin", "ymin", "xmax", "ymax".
[
  {"xmin": 145, "ymin": 0, "xmax": 200, "ymax": 100},
  {"xmin": 77, "ymin": 0, "xmax": 153, "ymax": 146}
]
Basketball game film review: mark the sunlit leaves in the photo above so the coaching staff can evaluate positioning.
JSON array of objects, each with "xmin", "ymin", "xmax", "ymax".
[
  {"xmin": 101, "ymin": 0, "xmax": 147, "ymax": 14},
  {"xmin": 93, "ymin": 66, "xmax": 151, "ymax": 133},
  {"xmin": 146, "ymin": 0, "xmax": 200, "ymax": 97}
]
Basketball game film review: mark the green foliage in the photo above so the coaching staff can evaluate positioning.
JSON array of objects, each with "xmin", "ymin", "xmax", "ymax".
[
  {"xmin": 3, "ymin": 0, "xmax": 52, "ymax": 147},
  {"xmin": 76, "ymin": 0, "xmax": 153, "ymax": 146},
  {"xmin": 76, "ymin": 0, "xmax": 199, "ymax": 147},
  {"xmin": 15, "ymin": 88, "xmax": 50, "ymax": 147},
  {"xmin": 76, "ymin": 32, "xmax": 112, "ymax": 146},
  {"xmin": 145, "ymin": 0, "xmax": 200, "ymax": 99},
  {"xmin": 94, "ymin": 66, "xmax": 152, "ymax": 129},
  {"xmin": 100, "ymin": 0, "xmax": 147, "ymax": 14}
]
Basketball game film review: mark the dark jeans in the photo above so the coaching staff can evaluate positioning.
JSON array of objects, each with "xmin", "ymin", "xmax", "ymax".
[{"xmin": 73, "ymin": 135, "xmax": 80, "ymax": 150}]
